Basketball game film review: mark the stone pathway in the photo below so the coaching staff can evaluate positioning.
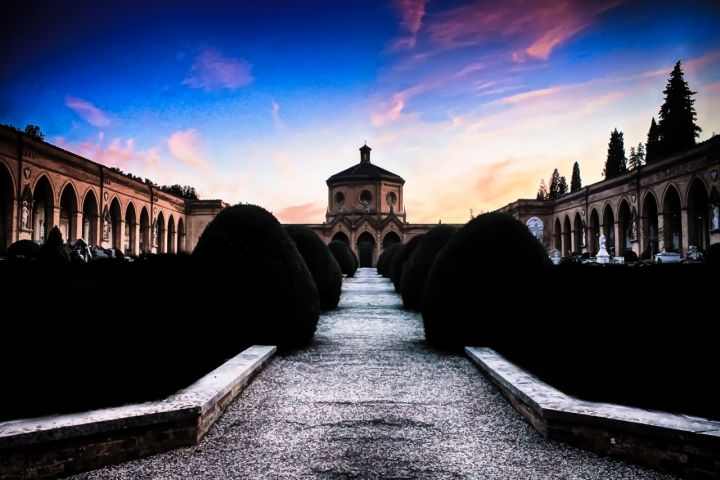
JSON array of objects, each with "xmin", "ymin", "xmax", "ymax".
[{"xmin": 74, "ymin": 269, "xmax": 676, "ymax": 479}]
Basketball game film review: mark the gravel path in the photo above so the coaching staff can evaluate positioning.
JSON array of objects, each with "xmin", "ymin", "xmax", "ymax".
[{"xmin": 73, "ymin": 269, "xmax": 675, "ymax": 479}]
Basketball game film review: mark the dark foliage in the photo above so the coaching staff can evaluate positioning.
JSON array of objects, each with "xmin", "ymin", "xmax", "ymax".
[
  {"xmin": 658, "ymin": 60, "xmax": 701, "ymax": 156},
  {"xmin": 285, "ymin": 225, "xmax": 342, "ymax": 310},
  {"xmin": 387, "ymin": 243, "xmax": 406, "ymax": 285},
  {"xmin": 645, "ymin": 117, "xmax": 662, "ymax": 163},
  {"xmin": 570, "ymin": 162, "xmax": 582, "ymax": 192},
  {"xmin": 328, "ymin": 240, "xmax": 356, "ymax": 278},
  {"xmin": 401, "ymin": 225, "xmax": 457, "ymax": 311},
  {"xmin": 377, "ymin": 243, "xmax": 402, "ymax": 277},
  {"xmin": 390, "ymin": 234, "xmax": 425, "ymax": 293},
  {"xmin": 536, "ymin": 179, "xmax": 547, "ymax": 200},
  {"xmin": 628, "ymin": 143, "xmax": 645, "ymax": 170},
  {"xmin": 38, "ymin": 226, "xmax": 70, "ymax": 262},
  {"xmin": 159, "ymin": 184, "xmax": 199, "ymax": 200},
  {"xmin": 623, "ymin": 250, "xmax": 639, "ymax": 262},
  {"xmin": 421, "ymin": 212, "xmax": 550, "ymax": 350},
  {"xmin": 24, "ymin": 124, "xmax": 44, "ymax": 140},
  {"xmin": 193, "ymin": 204, "xmax": 320, "ymax": 349},
  {"xmin": 498, "ymin": 262, "xmax": 720, "ymax": 421},
  {"xmin": 603, "ymin": 128, "xmax": 627, "ymax": 178},
  {"xmin": 6, "ymin": 239, "xmax": 40, "ymax": 259},
  {"xmin": 349, "ymin": 245, "xmax": 358, "ymax": 274},
  {"xmin": 547, "ymin": 169, "xmax": 568, "ymax": 199}
]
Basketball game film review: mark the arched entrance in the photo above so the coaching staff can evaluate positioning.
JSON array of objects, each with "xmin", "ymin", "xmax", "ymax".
[
  {"xmin": 0, "ymin": 163, "xmax": 14, "ymax": 251},
  {"xmin": 663, "ymin": 186, "xmax": 682, "ymax": 252},
  {"xmin": 382, "ymin": 231, "xmax": 401, "ymax": 250},
  {"xmin": 332, "ymin": 231, "xmax": 350, "ymax": 247},
  {"xmin": 82, "ymin": 191, "xmax": 99, "ymax": 245},
  {"xmin": 356, "ymin": 231, "xmax": 376, "ymax": 268},
  {"xmin": 588, "ymin": 208, "xmax": 600, "ymax": 254},
  {"xmin": 177, "ymin": 217, "xmax": 185, "ymax": 253},
  {"xmin": 687, "ymin": 179, "xmax": 709, "ymax": 250},
  {"xmin": 157, "ymin": 212, "xmax": 166, "ymax": 253},
  {"xmin": 109, "ymin": 198, "xmax": 122, "ymax": 249},
  {"xmin": 125, "ymin": 202, "xmax": 137, "ymax": 254},
  {"xmin": 32, "ymin": 176, "xmax": 55, "ymax": 244},
  {"xmin": 168, "ymin": 215, "xmax": 176, "ymax": 254},
  {"xmin": 553, "ymin": 218, "xmax": 561, "ymax": 252},
  {"xmin": 562, "ymin": 215, "xmax": 571, "ymax": 256},
  {"xmin": 602, "ymin": 204, "xmax": 615, "ymax": 255},
  {"xmin": 618, "ymin": 200, "xmax": 632, "ymax": 254},
  {"xmin": 642, "ymin": 193, "xmax": 659, "ymax": 253},
  {"xmin": 59, "ymin": 184, "xmax": 78, "ymax": 242},
  {"xmin": 139, "ymin": 207, "xmax": 150, "ymax": 253},
  {"xmin": 572, "ymin": 212, "xmax": 582, "ymax": 253}
]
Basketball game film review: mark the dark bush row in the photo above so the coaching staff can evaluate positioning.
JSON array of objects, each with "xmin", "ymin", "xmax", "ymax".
[
  {"xmin": 0, "ymin": 204, "xmax": 325, "ymax": 421},
  {"xmin": 401, "ymin": 225, "xmax": 457, "ymax": 310},
  {"xmin": 377, "ymin": 243, "xmax": 401, "ymax": 277},
  {"xmin": 328, "ymin": 240, "xmax": 357, "ymax": 278},
  {"xmin": 419, "ymin": 211, "xmax": 720, "ymax": 420}
]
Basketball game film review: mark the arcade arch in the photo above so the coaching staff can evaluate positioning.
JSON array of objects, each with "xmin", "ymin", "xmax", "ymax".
[
  {"xmin": 588, "ymin": 208, "xmax": 600, "ymax": 254},
  {"xmin": 0, "ymin": 163, "xmax": 14, "ymax": 250},
  {"xmin": 157, "ymin": 212, "xmax": 166, "ymax": 253},
  {"xmin": 82, "ymin": 190, "xmax": 99, "ymax": 245},
  {"xmin": 331, "ymin": 231, "xmax": 350, "ymax": 247},
  {"xmin": 356, "ymin": 231, "xmax": 376, "ymax": 268},
  {"xmin": 572, "ymin": 212, "xmax": 582, "ymax": 253},
  {"xmin": 168, "ymin": 215, "xmax": 176, "ymax": 254},
  {"xmin": 125, "ymin": 202, "xmax": 137, "ymax": 254},
  {"xmin": 59, "ymin": 183, "xmax": 78, "ymax": 242},
  {"xmin": 663, "ymin": 185, "xmax": 682, "ymax": 252},
  {"xmin": 553, "ymin": 217, "xmax": 561, "ymax": 252},
  {"xmin": 139, "ymin": 207, "xmax": 150, "ymax": 253},
  {"xmin": 602, "ymin": 204, "xmax": 615, "ymax": 254},
  {"xmin": 687, "ymin": 179, "xmax": 710, "ymax": 250},
  {"xmin": 32, "ymin": 175, "xmax": 55, "ymax": 243},
  {"xmin": 382, "ymin": 231, "xmax": 401, "ymax": 249},
  {"xmin": 618, "ymin": 199, "xmax": 632, "ymax": 254},
  {"xmin": 562, "ymin": 215, "xmax": 571, "ymax": 256},
  {"xmin": 177, "ymin": 217, "xmax": 185, "ymax": 253}
]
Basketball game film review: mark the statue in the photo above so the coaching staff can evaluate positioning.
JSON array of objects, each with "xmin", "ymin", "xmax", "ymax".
[
  {"xmin": 153, "ymin": 221, "xmax": 158, "ymax": 246},
  {"xmin": 713, "ymin": 205, "xmax": 720, "ymax": 230},
  {"xmin": 596, "ymin": 233, "xmax": 610, "ymax": 263},
  {"xmin": 103, "ymin": 218, "xmax": 109, "ymax": 241},
  {"xmin": 21, "ymin": 201, "xmax": 29, "ymax": 230},
  {"xmin": 599, "ymin": 234, "xmax": 606, "ymax": 249},
  {"xmin": 362, "ymin": 201, "xmax": 369, "ymax": 214}
]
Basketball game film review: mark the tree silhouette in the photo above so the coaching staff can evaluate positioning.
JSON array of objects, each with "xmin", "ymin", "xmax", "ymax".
[
  {"xmin": 657, "ymin": 60, "xmax": 701, "ymax": 156},
  {"xmin": 558, "ymin": 176, "xmax": 568, "ymax": 196},
  {"xmin": 536, "ymin": 179, "xmax": 548, "ymax": 200},
  {"xmin": 548, "ymin": 169, "xmax": 562, "ymax": 199},
  {"xmin": 645, "ymin": 117, "xmax": 661, "ymax": 163},
  {"xmin": 570, "ymin": 162, "xmax": 582, "ymax": 192},
  {"xmin": 603, "ymin": 128, "xmax": 627, "ymax": 178},
  {"xmin": 24, "ymin": 125, "xmax": 44, "ymax": 140},
  {"xmin": 628, "ymin": 143, "xmax": 645, "ymax": 170}
]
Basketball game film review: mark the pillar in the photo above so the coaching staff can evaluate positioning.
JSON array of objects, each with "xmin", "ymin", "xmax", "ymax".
[
  {"xmin": 613, "ymin": 221, "xmax": 621, "ymax": 256},
  {"xmin": 680, "ymin": 207, "xmax": 690, "ymax": 253},
  {"xmin": 71, "ymin": 211, "xmax": 83, "ymax": 242}
]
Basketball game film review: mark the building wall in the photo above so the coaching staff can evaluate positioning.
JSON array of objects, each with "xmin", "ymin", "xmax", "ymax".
[
  {"xmin": 0, "ymin": 127, "xmax": 224, "ymax": 254},
  {"xmin": 498, "ymin": 136, "xmax": 720, "ymax": 257}
]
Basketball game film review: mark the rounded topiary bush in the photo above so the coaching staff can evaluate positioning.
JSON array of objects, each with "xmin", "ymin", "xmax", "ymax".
[
  {"xmin": 328, "ymin": 240, "xmax": 356, "ymax": 278},
  {"xmin": 390, "ymin": 234, "xmax": 425, "ymax": 293},
  {"xmin": 401, "ymin": 225, "xmax": 457, "ymax": 311},
  {"xmin": 422, "ymin": 212, "xmax": 551, "ymax": 350},
  {"xmin": 349, "ymin": 246, "xmax": 358, "ymax": 274},
  {"xmin": 285, "ymin": 225, "xmax": 343, "ymax": 310},
  {"xmin": 6, "ymin": 239, "xmax": 40, "ymax": 259},
  {"xmin": 378, "ymin": 243, "xmax": 402, "ymax": 277},
  {"xmin": 387, "ymin": 244, "xmax": 406, "ymax": 286},
  {"xmin": 193, "ymin": 204, "xmax": 319, "ymax": 352}
]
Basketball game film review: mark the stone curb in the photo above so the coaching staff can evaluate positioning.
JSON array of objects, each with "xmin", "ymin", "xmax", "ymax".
[
  {"xmin": 466, "ymin": 346, "xmax": 720, "ymax": 479},
  {"xmin": 0, "ymin": 345, "xmax": 276, "ymax": 479}
]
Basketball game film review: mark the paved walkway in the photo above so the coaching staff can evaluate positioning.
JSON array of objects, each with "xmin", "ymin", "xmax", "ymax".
[{"xmin": 75, "ymin": 269, "xmax": 675, "ymax": 479}]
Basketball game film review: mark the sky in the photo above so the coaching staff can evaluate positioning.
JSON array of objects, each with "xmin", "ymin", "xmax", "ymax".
[{"xmin": 1, "ymin": 0, "xmax": 719, "ymax": 224}]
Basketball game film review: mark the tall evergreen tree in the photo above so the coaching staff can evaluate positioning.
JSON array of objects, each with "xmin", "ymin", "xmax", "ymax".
[
  {"xmin": 570, "ymin": 162, "xmax": 582, "ymax": 192},
  {"xmin": 548, "ymin": 169, "xmax": 561, "ymax": 199},
  {"xmin": 629, "ymin": 143, "xmax": 645, "ymax": 170},
  {"xmin": 536, "ymin": 179, "xmax": 548, "ymax": 200},
  {"xmin": 657, "ymin": 60, "xmax": 701, "ymax": 156},
  {"xmin": 558, "ymin": 176, "xmax": 568, "ymax": 196},
  {"xmin": 636, "ymin": 143, "xmax": 645, "ymax": 165},
  {"xmin": 603, "ymin": 128, "xmax": 627, "ymax": 178},
  {"xmin": 645, "ymin": 117, "xmax": 661, "ymax": 163}
]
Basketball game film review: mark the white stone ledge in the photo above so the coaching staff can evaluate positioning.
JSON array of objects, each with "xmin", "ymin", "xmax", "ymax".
[{"xmin": 0, "ymin": 345, "xmax": 276, "ymax": 449}]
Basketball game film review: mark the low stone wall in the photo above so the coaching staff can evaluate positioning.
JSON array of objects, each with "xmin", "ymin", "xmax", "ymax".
[
  {"xmin": 466, "ymin": 347, "xmax": 720, "ymax": 479},
  {"xmin": 0, "ymin": 345, "xmax": 276, "ymax": 479}
]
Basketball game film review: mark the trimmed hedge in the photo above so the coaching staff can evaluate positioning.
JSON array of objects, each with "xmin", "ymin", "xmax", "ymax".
[
  {"xmin": 285, "ymin": 225, "xmax": 342, "ymax": 310},
  {"xmin": 390, "ymin": 234, "xmax": 425, "ymax": 293},
  {"xmin": 377, "ymin": 243, "xmax": 402, "ymax": 277},
  {"xmin": 328, "ymin": 240, "xmax": 356, "ymax": 278},
  {"xmin": 387, "ymin": 244, "xmax": 406, "ymax": 285},
  {"xmin": 401, "ymin": 225, "xmax": 457, "ymax": 310},
  {"xmin": 193, "ymin": 204, "xmax": 320, "ymax": 350},
  {"xmin": 421, "ymin": 212, "xmax": 550, "ymax": 350}
]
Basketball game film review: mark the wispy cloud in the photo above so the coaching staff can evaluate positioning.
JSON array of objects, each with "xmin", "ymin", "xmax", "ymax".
[
  {"xmin": 64, "ymin": 96, "xmax": 110, "ymax": 126},
  {"xmin": 371, "ymin": 84, "xmax": 426, "ymax": 125},
  {"xmin": 271, "ymin": 102, "xmax": 283, "ymax": 129},
  {"xmin": 167, "ymin": 129, "xmax": 211, "ymax": 173},
  {"xmin": 425, "ymin": 0, "xmax": 620, "ymax": 60},
  {"xmin": 183, "ymin": 47, "xmax": 254, "ymax": 91},
  {"xmin": 274, "ymin": 201, "xmax": 326, "ymax": 223},
  {"xmin": 394, "ymin": 0, "xmax": 431, "ymax": 48}
]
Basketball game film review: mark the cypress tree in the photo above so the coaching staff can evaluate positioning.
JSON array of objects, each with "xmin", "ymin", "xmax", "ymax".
[
  {"xmin": 657, "ymin": 60, "xmax": 701, "ymax": 156},
  {"xmin": 548, "ymin": 169, "xmax": 561, "ymax": 199},
  {"xmin": 558, "ymin": 176, "xmax": 568, "ymax": 196},
  {"xmin": 645, "ymin": 117, "xmax": 661, "ymax": 163},
  {"xmin": 629, "ymin": 143, "xmax": 645, "ymax": 170},
  {"xmin": 536, "ymin": 179, "xmax": 548, "ymax": 200},
  {"xmin": 603, "ymin": 128, "xmax": 626, "ymax": 178},
  {"xmin": 570, "ymin": 162, "xmax": 582, "ymax": 192}
]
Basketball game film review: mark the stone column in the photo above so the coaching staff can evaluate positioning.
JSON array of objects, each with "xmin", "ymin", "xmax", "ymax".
[
  {"xmin": 569, "ymin": 228, "xmax": 576, "ymax": 253},
  {"xmin": 129, "ymin": 222, "xmax": 139, "ymax": 255},
  {"xmin": 680, "ymin": 207, "xmax": 689, "ymax": 253},
  {"xmin": 114, "ymin": 219, "xmax": 126, "ymax": 251},
  {"xmin": 561, "ymin": 232, "xmax": 568, "ymax": 258},
  {"xmin": 49, "ymin": 205, "xmax": 61, "ymax": 231},
  {"xmin": 71, "ymin": 211, "xmax": 83, "ymax": 242},
  {"xmin": 613, "ymin": 221, "xmax": 621, "ymax": 256},
  {"xmin": 656, "ymin": 215, "xmax": 665, "ymax": 252}
]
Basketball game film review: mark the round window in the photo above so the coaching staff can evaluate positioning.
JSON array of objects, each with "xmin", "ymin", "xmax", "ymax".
[
  {"xmin": 335, "ymin": 191, "xmax": 345, "ymax": 205},
  {"xmin": 386, "ymin": 192, "xmax": 397, "ymax": 206},
  {"xmin": 360, "ymin": 190, "xmax": 372, "ymax": 204}
]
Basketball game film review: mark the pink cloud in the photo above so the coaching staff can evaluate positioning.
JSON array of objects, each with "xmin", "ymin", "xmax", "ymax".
[
  {"xmin": 274, "ymin": 201, "xmax": 326, "ymax": 223},
  {"xmin": 394, "ymin": 0, "xmax": 430, "ymax": 48},
  {"xmin": 55, "ymin": 136, "xmax": 159, "ymax": 172},
  {"xmin": 183, "ymin": 48, "xmax": 254, "ymax": 91},
  {"xmin": 167, "ymin": 129, "xmax": 211, "ymax": 173},
  {"xmin": 683, "ymin": 50, "xmax": 720, "ymax": 73},
  {"xmin": 372, "ymin": 84, "xmax": 426, "ymax": 125},
  {"xmin": 426, "ymin": 0, "xmax": 620, "ymax": 60},
  {"xmin": 64, "ymin": 96, "xmax": 110, "ymax": 127}
]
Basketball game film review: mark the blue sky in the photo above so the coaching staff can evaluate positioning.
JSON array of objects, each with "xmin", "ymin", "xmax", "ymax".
[{"xmin": 1, "ymin": 0, "xmax": 719, "ymax": 222}]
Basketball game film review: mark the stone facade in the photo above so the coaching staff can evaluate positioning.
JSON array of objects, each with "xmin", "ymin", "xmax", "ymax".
[
  {"xmin": 0, "ymin": 126, "xmax": 228, "ymax": 254},
  {"xmin": 300, "ymin": 145, "xmax": 442, "ymax": 267},
  {"xmin": 497, "ymin": 136, "xmax": 720, "ymax": 257}
]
